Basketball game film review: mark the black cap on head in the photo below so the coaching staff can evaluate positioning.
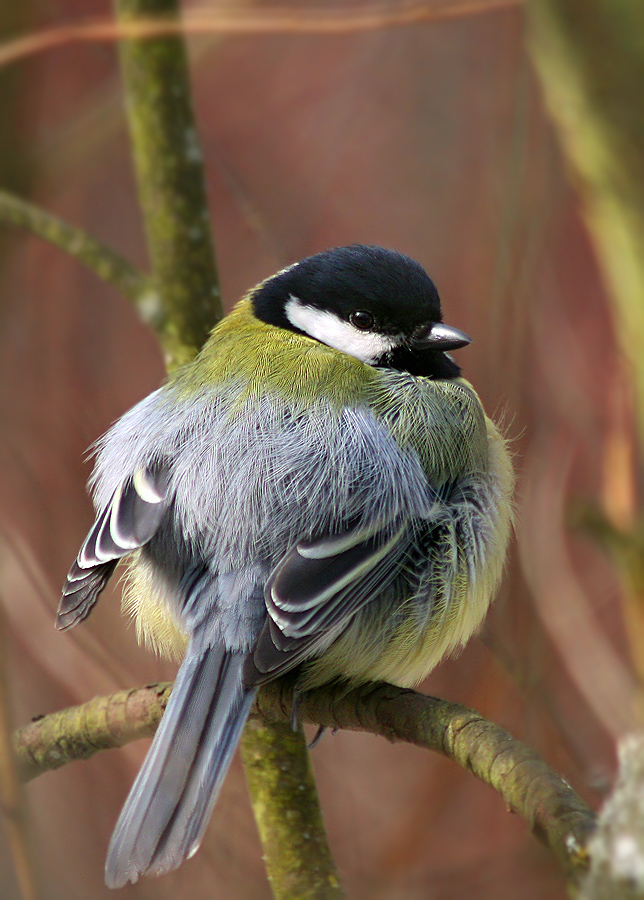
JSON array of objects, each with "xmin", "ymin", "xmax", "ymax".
[
  {"xmin": 253, "ymin": 245, "xmax": 442, "ymax": 335},
  {"xmin": 252, "ymin": 245, "xmax": 467, "ymax": 379}
]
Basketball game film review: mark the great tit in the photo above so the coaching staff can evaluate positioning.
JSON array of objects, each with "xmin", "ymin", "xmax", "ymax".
[{"xmin": 57, "ymin": 244, "xmax": 514, "ymax": 887}]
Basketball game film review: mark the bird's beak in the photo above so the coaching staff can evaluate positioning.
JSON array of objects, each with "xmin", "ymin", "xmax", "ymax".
[{"xmin": 411, "ymin": 323, "xmax": 471, "ymax": 352}]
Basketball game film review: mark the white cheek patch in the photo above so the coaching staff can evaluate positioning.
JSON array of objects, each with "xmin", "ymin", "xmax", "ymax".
[{"xmin": 284, "ymin": 296, "xmax": 395, "ymax": 364}]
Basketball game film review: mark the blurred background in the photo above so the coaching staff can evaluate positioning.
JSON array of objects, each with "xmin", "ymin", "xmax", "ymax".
[{"xmin": 1, "ymin": 1, "xmax": 642, "ymax": 898}]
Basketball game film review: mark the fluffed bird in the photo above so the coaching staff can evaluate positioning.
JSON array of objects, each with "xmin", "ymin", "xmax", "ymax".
[{"xmin": 57, "ymin": 244, "xmax": 514, "ymax": 888}]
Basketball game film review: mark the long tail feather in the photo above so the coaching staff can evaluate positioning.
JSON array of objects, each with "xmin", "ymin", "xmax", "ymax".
[{"xmin": 105, "ymin": 644, "xmax": 255, "ymax": 888}]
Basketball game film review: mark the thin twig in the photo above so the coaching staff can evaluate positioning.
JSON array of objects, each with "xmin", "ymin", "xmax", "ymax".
[
  {"xmin": 0, "ymin": 1, "xmax": 523, "ymax": 70},
  {"xmin": 0, "ymin": 189, "xmax": 157, "ymax": 317}
]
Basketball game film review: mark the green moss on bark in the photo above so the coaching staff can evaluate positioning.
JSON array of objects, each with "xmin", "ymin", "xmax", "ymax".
[{"xmin": 115, "ymin": 0, "xmax": 222, "ymax": 366}]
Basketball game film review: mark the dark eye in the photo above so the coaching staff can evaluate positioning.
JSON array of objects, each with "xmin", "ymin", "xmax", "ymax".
[{"xmin": 349, "ymin": 310, "xmax": 374, "ymax": 330}]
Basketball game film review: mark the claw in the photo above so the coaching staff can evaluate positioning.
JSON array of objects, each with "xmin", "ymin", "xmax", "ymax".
[
  {"xmin": 290, "ymin": 689, "xmax": 300, "ymax": 731},
  {"xmin": 307, "ymin": 725, "xmax": 326, "ymax": 749}
]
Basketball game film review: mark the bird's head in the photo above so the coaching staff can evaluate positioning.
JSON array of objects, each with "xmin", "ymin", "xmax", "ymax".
[{"xmin": 251, "ymin": 244, "xmax": 470, "ymax": 378}]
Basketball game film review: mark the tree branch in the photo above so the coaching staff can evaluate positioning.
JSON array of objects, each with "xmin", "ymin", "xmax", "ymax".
[
  {"xmin": 580, "ymin": 732, "xmax": 644, "ymax": 900},
  {"xmin": 0, "ymin": 609, "xmax": 39, "ymax": 900},
  {"xmin": 528, "ymin": 0, "xmax": 644, "ymax": 438},
  {"xmin": 0, "ymin": 188, "xmax": 156, "ymax": 313},
  {"xmin": 259, "ymin": 680, "xmax": 596, "ymax": 887},
  {"xmin": 240, "ymin": 719, "xmax": 346, "ymax": 900},
  {"xmin": 0, "ymin": 2, "xmax": 523, "ymax": 71},
  {"xmin": 13, "ymin": 679, "xmax": 597, "ymax": 887},
  {"xmin": 14, "ymin": 683, "xmax": 172, "ymax": 783},
  {"xmin": 115, "ymin": 0, "xmax": 221, "ymax": 369},
  {"xmin": 111, "ymin": 1, "xmax": 339, "ymax": 894}
]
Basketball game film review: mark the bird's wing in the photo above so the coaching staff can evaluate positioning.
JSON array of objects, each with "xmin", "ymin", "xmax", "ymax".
[
  {"xmin": 57, "ymin": 464, "xmax": 170, "ymax": 631},
  {"xmin": 246, "ymin": 514, "xmax": 410, "ymax": 682}
]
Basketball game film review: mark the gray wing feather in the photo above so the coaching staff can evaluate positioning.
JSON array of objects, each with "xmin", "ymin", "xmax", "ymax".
[
  {"xmin": 57, "ymin": 464, "xmax": 169, "ymax": 630},
  {"xmin": 247, "ymin": 517, "xmax": 409, "ymax": 682},
  {"xmin": 105, "ymin": 643, "xmax": 255, "ymax": 888}
]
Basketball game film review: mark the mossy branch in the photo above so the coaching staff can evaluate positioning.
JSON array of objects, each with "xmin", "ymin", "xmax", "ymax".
[
  {"xmin": 111, "ymin": 0, "xmax": 337, "ymax": 895},
  {"xmin": 115, "ymin": 0, "xmax": 221, "ymax": 369},
  {"xmin": 0, "ymin": 611, "xmax": 39, "ymax": 900},
  {"xmin": 258, "ymin": 680, "xmax": 596, "ymax": 886},
  {"xmin": 240, "ymin": 719, "xmax": 346, "ymax": 900},
  {"xmin": 0, "ymin": 188, "xmax": 156, "ymax": 311},
  {"xmin": 13, "ymin": 679, "xmax": 596, "ymax": 888},
  {"xmin": 15, "ymin": 683, "xmax": 173, "ymax": 782}
]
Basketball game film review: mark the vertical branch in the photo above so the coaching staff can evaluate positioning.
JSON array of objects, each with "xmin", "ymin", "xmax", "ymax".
[
  {"xmin": 113, "ymin": 2, "xmax": 344, "ymax": 894},
  {"xmin": 527, "ymin": 0, "xmax": 644, "ymax": 439},
  {"xmin": 0, "ymin": 609, "xmax": 39, "ymax": 900},
  {"xmin": 527, "ymin": 0, "xmax": 644, "ymax": 689},
  {"xmin": 241, "ymin": 720, "xmax": 346, "ymax": 900},
  {"xmin": 0, "ymin": 5, "xmax": 41, "ymax": 896},
  {"xmin": 115, "ymin": 0, "xmax": 221, "ymax": 367},
  {"xmin": 528, "ymin": 5, "xmax": 644, "ymax": 893}
]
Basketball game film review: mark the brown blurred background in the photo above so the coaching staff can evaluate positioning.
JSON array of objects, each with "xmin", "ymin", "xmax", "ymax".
[{"xmin": 1, "ymin": 1, "xmax": 640, "ymax": 898}]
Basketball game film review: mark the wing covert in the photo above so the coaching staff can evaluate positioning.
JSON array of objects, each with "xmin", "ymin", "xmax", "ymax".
[
  {"xmin": 246, "ymin": 515, "xmax": 409, "ymax": 683},
  {"xmin": 57, "ymin": 464, "xmax": 170, "ymax": 631}
]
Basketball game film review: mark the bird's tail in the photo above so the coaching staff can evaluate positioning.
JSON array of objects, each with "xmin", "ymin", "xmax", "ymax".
[{"xmin": 105, "ymin": 643, "xmax": 256, "ymax": 888}]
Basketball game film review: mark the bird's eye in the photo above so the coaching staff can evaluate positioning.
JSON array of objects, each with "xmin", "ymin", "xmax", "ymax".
[{"xmin": 349, "ymin": 310, "xmax": 374, "ymax": 330}]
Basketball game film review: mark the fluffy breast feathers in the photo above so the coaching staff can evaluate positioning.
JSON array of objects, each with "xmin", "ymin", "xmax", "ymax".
[{"xmin": 89, "ymin": 299, "xmax": 513, "ymax": 678}]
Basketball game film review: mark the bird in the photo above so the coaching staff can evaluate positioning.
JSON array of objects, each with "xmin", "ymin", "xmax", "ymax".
[{"xmin": 57, "ymin": 244, "xmax": 514, "ymax": 888}]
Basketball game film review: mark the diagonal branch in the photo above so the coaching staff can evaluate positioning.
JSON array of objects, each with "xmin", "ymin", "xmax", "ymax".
[
  {"xmin": 13, "ymin": 679, "xmax": 597, "ymax": 887},
  {"xmin": 0, "ymin": 2, "xmax": 523, "ymax": 71},
  {"xmin": 0, "ymin": 188, "xmax": 156, "ymax": 313}
]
